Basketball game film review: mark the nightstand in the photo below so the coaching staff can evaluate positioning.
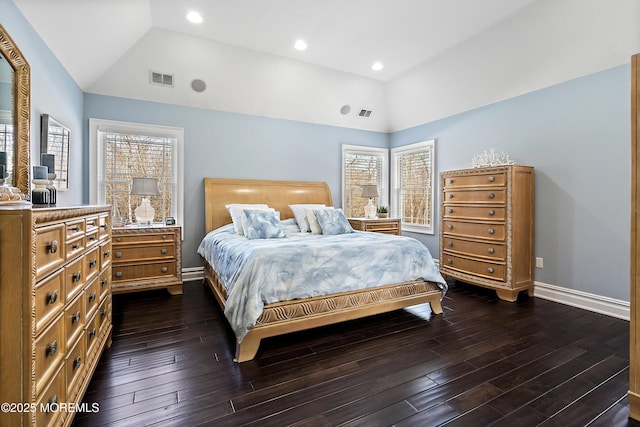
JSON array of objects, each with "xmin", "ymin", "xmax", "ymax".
[
  {"xmin": 111, "ymin": 225, "xmax": 183, "ymax": 295},
  {"xmin": 348, "ymin": 217, "xmax": 401, "ymax": 235}
]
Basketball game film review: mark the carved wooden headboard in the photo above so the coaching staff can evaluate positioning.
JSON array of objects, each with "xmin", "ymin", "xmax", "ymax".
[{"xmin": 203, "ymin": 178, "xmax": 333, "ymax": 233}]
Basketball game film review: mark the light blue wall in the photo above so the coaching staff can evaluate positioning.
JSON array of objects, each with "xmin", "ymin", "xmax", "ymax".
[
  {"xmin": 83, "ymin": 94, "xmax": 389, "ymax": 267},
  {"xmin": 1, "ymin": 0, "xmax": 85, "ymax": 205},
  {"xmin": 391, "ymin": 65, "xmax": 631, "ymax": 301}
]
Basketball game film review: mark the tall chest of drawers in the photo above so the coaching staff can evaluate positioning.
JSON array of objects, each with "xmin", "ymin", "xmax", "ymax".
[
  {"xmin": 439, "ymin": 166, "xmax": 534, "ymax": 301},
  {"xmin": 0, "ymin": 205, "xmax": 112, "ymax": 427}
]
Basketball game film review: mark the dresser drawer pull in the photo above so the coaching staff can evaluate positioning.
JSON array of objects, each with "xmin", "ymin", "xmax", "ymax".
[
  {"xmin": 47, "ymin": 290, "xmax": 58, "ymax": 305},
  {"xmin": 72, "ymin": 243, "xmax": 80, "ymax": 250},
  {"xmin": 447, "ymin": 259, "xmax": 453, "ymax": 265},
  {"xmin": 104, "ymin": 250, "xmax": 110, "ymax": 258},
  {"xmin": 488, "ymin": 193, "xmax": 495, "ymax": 199},
  {"xmin": 161, "ymin": 248, "xmax": 168, "ymax": 255},
  {"xmin": 47, "ymin": 240, "xmax": 59, "ymax": 254},
  {"xmin": 89, "ymin": 328, "xmax": 97, "ymax": 339},
  {"xmin": 72, "ymin": 311, "xmax": 81, "ymax": 324},
  {"xmin": 447, "ymin": 242, "xmax": 453, "ymax": 248},
  {"xmin": 87, "ymin": 221, "xmax": 95, "ymax": 227},
  {"xmin": 89, "ymin": 259, "xmax": 97, "ymax": 269},
  {"xmin": 115, "ymin": 271, "xmax": 123, "ymax": 278},
  {"xmin": 115, "ymin": 237, "xmax": 122, "ymax": 242},
  {"xmin": 88, "ymin": 292, "xmax": 97, "ymax": 303},
  {"xmin": 487, "ymin": 267, "xmax": 494, "ymax": 274},
  {"xmin": 72, "ymin": 272, "xmax": 82, "ymax": 282},
  {"xmin": 89, "ymin": 236, "xmax": 96, "ymax": 242},
  {"xmin": 488, "ymin": 248, "xmax": 495, "ymax": 254},
  {"xmin": 448, "ymin": 225, "xmax": 453, "ymax": 230},
  {"xmin": 101, "ymin": 308, "xmax": 108, "ymax": 319},
  {"xmin": 162, "ymin": 235, "xmax": 168, "ymax": 239},
  {"xmin": 488, "ymin": 228, "xmax": 495, "ymax": 235},
  {"xmin": 101, "ymin": 279, "xmax": 108, "ymax": 287},
  {"xmin": 46, "ymin": 340, "xmax": 58, "ymax": 357},
  {"xmin": 448, "ymin": 208, "xmax": 453, "ymax": 214},
  {"xmin": 115, "ymin": 251, "xmax": 122, "ymax": 258},
  {"xmin": 71, "ymin": 225, "xmax": 80, "ymax": 232},
  {"xmin": 73, "ymin": 356, "xmax": 82, "ymax": 370},
  {"xmin": 448, "ymin": 194, "xmax": 454, "ymax": 199},
  {"xmin": 488, "ymin": 210, "xmax": 495, "ymax": 216},
  {"xmin": 100, "ymin": 224, "xmax": 108, "ymax": 229},
  {"xmin": 161, "ymin": 267, "xmax": 168, "ymax": 273},
  {"xmin": 448, "ymin": 179, "xmax": 454, "ymax": 184},
  {"xmin": 46, "ymin": 395, "xmax": 58, "ymax": 412},
  {"xmin": 488, "ymin": 176, "xmax": 495, "ymax": 182}
]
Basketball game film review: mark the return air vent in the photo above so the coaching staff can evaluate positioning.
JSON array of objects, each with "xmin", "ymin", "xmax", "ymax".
[
  {"xmin": 150, "ymin": 71, "xmax": 174, "ymax": 87},
  {"xmin": 358, "ymin": 109, "xmax": 372, "ymax": 118}
]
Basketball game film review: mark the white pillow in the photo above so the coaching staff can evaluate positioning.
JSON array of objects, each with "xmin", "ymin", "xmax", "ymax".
[
  {"xmin": 305, "ymin": 206, "xmax": 334, "ymax": 234},
  {"xmin": 289, "ymin": 204, "xmax": 326, "ymax": 232},
  {"xmin": 226, "ymin": 204, "xmax": 270, "ymax": 234}
]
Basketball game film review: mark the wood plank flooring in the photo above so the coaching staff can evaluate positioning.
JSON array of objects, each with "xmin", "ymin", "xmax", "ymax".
[{"xmin": 72, "ymin": 280, "xmax": 638, "ymax": 426}]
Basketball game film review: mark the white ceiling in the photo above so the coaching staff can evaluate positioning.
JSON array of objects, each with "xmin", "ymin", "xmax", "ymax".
[{"xmin": 15, "ymin": 0, "xmax": 539, "ymax": 89}]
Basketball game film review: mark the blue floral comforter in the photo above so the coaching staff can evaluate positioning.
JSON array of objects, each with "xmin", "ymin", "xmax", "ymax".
[{"xmin": 197, "ymin": 219, "xmax": 447, "ymax": 342}]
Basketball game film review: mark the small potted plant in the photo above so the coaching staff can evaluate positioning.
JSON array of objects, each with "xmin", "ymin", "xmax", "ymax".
[{"xmin": 377, "ymin": 206, "xmax": 389, "ymax": 218}]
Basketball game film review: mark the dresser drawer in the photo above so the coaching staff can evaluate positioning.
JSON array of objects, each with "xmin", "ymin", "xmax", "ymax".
[
  {"xmin": 98, "ymin": 214, "xmax": 110, "ymax": 240},
  {"xmin": 100, "ymin": 240, "xmax": 112, "ymax": 270},
  {"xmin": 35, "ymin": 313, "xmax": 65, "ymax": 396},
  {"xmin": 443, "ymin": 171, "xmax": 507, "ymax": 188},
  {"xmin": 85, "ymin": 228, "xmax": 100, "ymax": 249},
  {"xmin": 442, "ymin": 253, "xmax": 505, "ymax": 281},
  {"xmin": 65, "ymin": 336, "xmax": 86, "ymax": 399},
  {"xmin": 35, "ymin": 363, "xmax": 66, "ymax": 427},
  {"xmin": 35, "ymin": 268, "xmax": 65, "ymax": 334},
  {"xmin": 85, "ymin": 311, "xmax": 101, "ymax": 357},
  {"xmin": 113, "ymin": 261, "xmax": 176, "ymax": 282},
  {"xmin": 97, "ymin": 296, "xmax": 111, "ymax": 337},
  {"xmin": 442, "ymin": 236, "xmax": 506, "ymax": 261},
  {"xmin": 443, "ymin": 205, "xmax": 506, "ymax": 221},
  {"xmin": 85, "ymin": 277, "xmax": 101, "ymax": 321},
  {"xmin": 99, "ymin": 268, "xmax": 111, "ymax": 301},
  {"xmin": 65, "ymin": 293, "xmax": 85, "ymax": 349},
  {"xmin": 442, "ymin": 220, "xmax": 506, "ymax": 241},
  {"xmin": 444, "ymin": 188, "xmax": 506, "ymax": 204},
  {"xmin": 65, "ymin": 256, "xmax": 85, "ymax": 302},
  {"xmin": 65, "ymin": 235, "xmax": 85, "ymax": 261},
  {"xmin": 113, "ymin": 243, "xmax": 176, "ymax": 261},
  {"xmin": 36, "ymin": 223, "xmax": 66, "ymax": 280},
  {"xmin": 85, "ymin": 216, "xmax": 99, "ymax": 233},
  {"xmin": 66, "ymin": 219, "xmax": 85, "ymax": 241},
  {"xmin": 364, "ymin": 222, "xmax": 399, "ymax": 233},
  {"xmin": 85, "ymin": 246, "xmax": 100, "ymax": 283},
  {"xmin": 113, "ymin": 231, "xmax": 175, "ymax": 244}
]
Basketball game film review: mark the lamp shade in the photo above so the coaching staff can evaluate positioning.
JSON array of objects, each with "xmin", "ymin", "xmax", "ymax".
[
  {"xmin": 361, "ymin": 184, "xmax": 379, "ymax": 198},
  {"xmin": 131, "ymin": 177, "xmax": 160, "ymax": 196}
]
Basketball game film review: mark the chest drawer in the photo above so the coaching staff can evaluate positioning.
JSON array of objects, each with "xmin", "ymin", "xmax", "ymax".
[
  {"xmin": 443, "ymin": 205, "xmax": 506, "ymax": 221},
  {"xmin": 36, "ymin": 223, "xmax": 66, "ymax": 280},
  {"xmin": 442, "ymin": 254, "xmax": 505, "ymax": 281},
  {"xmin": 442, "ymin": 220, "xmax": 506, "ymax": 241},
  {"xmin": 444, "ymin": 188, "xmax": 506, "ymax": 204},
  {"xmin": 113, "ymin": 243, "xmax": 176, "ymax": 261},
  {"xmin": 113, "ymin": 261, "xmax": 176, "ymax": 282},
  {"xmin": 442, "ymin": 237, "xmax": 506, "ymax": 261},
  {"xmin": 35, "ymin": 268, "xmax": 65, "ymax": 334},
  {"xmin": 35, "ymin": 313, "xmax": 65, "ymax": 396},
  {"xmin": 443, "ymin": 171, "xmax": 507, "ymax": 188}
]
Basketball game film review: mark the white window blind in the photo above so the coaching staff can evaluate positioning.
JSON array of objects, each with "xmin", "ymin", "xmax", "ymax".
[
  {"xmin": 342, "ymin": 145, "xmax": 388, "ymax": 218},
  {"xmin": 90, "ymin": 119, "xmax": 183, "ymax": 226},
  {"xmin": 391, "ymin": 140, "xmax": 435, "ymax": 234}
]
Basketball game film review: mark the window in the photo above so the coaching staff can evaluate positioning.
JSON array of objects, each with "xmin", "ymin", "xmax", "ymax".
[
  {"xmin": 391, "ymin": 139, "xmax": 435, "ymax": 234},
  {"xmin": 342, "ymin": 145, "xmax": 388, "ymax": 218},
  {"xmin": 89, "ymin": 119, "xmax": 183, "ymax": 226}
]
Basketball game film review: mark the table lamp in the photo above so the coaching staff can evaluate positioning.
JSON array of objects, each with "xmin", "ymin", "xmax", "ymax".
[
  {"xmin": 131, "ymin": 177, "xmax": 160, "ymax": 224},
  {"xmin": 361, "ymin": 184, "xmax": 379, "ymax": 219}
]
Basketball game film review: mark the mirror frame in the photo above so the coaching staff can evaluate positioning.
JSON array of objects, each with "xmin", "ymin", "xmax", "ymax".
[{"xmin": 0, "ymin": 24, "xmax": 30, "ymax": 197}]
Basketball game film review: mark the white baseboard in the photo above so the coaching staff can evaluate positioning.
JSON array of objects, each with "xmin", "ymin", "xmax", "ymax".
[
  {"xmin": 182, "ymin": 266, "xmax": 205, "ymax": 283},
  {"xmin": 533, "ymin": 281, "xmax": 629, "ymax": 321}
]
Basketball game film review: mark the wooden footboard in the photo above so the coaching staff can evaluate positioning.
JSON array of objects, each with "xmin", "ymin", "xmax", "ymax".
[{"xmin": 204, "ymin": 263, "xmax": 445, "ymax": 362}]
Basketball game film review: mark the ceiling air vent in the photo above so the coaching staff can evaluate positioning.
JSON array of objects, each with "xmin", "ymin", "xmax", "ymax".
[
  {"xmin": 358, "ymin": 109, "xmax": 372, "ymax": 118},
  {"xmin": 150, "ymin": 71, "xmax": 174, "ymax": 87}
]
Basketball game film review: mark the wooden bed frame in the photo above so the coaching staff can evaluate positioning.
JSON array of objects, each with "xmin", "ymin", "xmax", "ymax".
[{"xmin": 202, "ymin": 177, "xmax": 446, "ymax": 362}]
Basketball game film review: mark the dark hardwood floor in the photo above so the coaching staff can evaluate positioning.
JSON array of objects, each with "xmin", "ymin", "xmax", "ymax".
[{"xmin": 72, "ymin": 280, "xmax": 638, "ymax": 427}]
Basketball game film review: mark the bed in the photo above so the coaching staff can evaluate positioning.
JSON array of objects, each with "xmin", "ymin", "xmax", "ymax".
[{"xmin": 199, "ymin": 178, "xmax": 447, "ymax": 362}]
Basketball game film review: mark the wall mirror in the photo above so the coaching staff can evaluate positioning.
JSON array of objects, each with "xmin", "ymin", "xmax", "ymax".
[
  {"xmin": 0, "ymin": 24, "xmax": 30, "ymax": 197},
  {"xmin": 41, "ymin": 114, "xmax": 69, "ymax": 190}
]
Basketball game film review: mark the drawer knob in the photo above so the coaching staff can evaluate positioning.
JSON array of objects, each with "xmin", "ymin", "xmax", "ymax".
[
  {"xmin": 162, "ymin": 235, "xmax": 168, "ymax": 239},
  {"xmin": 448, "ymin": 208, "xmax": 453, "ymax": 214},
  {"xmin": 72, "ymin": 272, "xmax": 82, "ymax": 282},
  {"xmin": 104, "ymin": 250, "xmax": 110, "ymax": 258},
  {"xmin": 73, "ymin": 356, "xmax": 82, "ymax": 370},
  {"xmin": 161, "ymin": 248, "xmax": 168, "ymax": 255},
  {"xmin": 89, "ymin": 236, "xmax": 96, "ymax": 241},
  {"xmin": 101, "ymin": 224, "xmax": 108, "ymax": 230},
  {"xmin": 115, "ymin": 251, "xmax": 122, "ymax": 258},
  {"xmin": 161, "ymin": 267, "xmax": 168, "ymax": 273},
  {"xmin": 72, "ymin": 244, "xmax": 80, "ymax": 250},
  {"xmin": 72, "ymin": 225, "xmax": 80, "ymax": 232},
  {"xmin": 46, "ymin": 395, "xmax": 58, "ymax": 412},
  {"xmin": 115, "ymin": 271, "xmax": 123, "ymax": 278},
  {"xmin": 488, "ymin": 228, "xmax": 495, "ymax": 235},
  {"xmin": 47, "ymin": 240, "xmax": 59, "ymax": 254},
  {"xmin": 447, "ymin": 259, "xmax": 453, "ymax": 265},
  {"xmin": 101, "ymin": 308, "xmax": 108, "ymax": 318},
  {"xmin": 488, "ymin": 248, "xmax": 495, "ymax": 254},
  {"xmin": 46, "ymin": 340, "xmax": 58, "ymax": 357},
  {"xmin": 448, "ymin": 194, "xmax": 454, "ymax": 199},
  {"xmin": 101, "ymin": 279, "xmax": 108, "ymax": 287},
  {"xmin": 47, "ymin": 289, "xmax": 58, "ymax": 305},
  {"xmin": 448, "ymin": 179, "xmax": 454, "ymax": 184},
  {"xmin": 116, "ymin": 237, "xmax": 122, "ymax": 242},
  {"xmin": 88, "ymin": 292, "xmax": 97, "ymax": 303},
  {"xmin": 488, "ymin": 193, "xmax": 495, "ymax": 199},
  {"xmin": 89, "ymin": 259, "xmax": 97, "ymax": 268},
  {"xmin": 72, "ymin": 311, "xmax": 81, "ymax": 324},
  {"xmin": 447, "ymin": 242, "xmax": 453, "ymax": 247},
  {"xmin": 487, "ymin": 267, "xmax": 494, "ymax": 274},
  {"xmin": 488, "ymin": 210, "xmax": 495, "ymax": 216},
  {"xmin": 488, "ymin": 176, "xmax": 495, "ymax": 182},
  {"xmin": 89, "ymin": 328, "xmax": 97, "ymax": 339},
  {"xmin": 448, "ymin": 225, "xmax": 453, "ymax": 230}
]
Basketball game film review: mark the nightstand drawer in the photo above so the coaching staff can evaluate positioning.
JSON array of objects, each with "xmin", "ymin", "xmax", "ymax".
[
  {"xmin": 113, "ymin": 232, "xmax": 174, "ymax": 244},
  {"xmin": 113, "ymin": 243, "xmax": 176, "ymax": 261},
  {"xmin": 364, "ymin": 222, "xmax": 399, "ymax": 233},
  {"xmin": 113, "ymin": 261, "xmax": 176, "ymax": 282}
]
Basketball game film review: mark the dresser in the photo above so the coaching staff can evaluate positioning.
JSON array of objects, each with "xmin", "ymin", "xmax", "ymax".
[
  {"xmin": 0, "ymin": 205, "xmax": 112, "ymax": 427},
  {"xmin": 348, "ymin": 217, "xmax": 401, "ymax": 235},
  {"xmin": 439, "ymin": 165, "xmax": 534, "ymax": 301},
  {"xmin": 111, "ymin": 225, "xmax": 182, "ymax": 295}
]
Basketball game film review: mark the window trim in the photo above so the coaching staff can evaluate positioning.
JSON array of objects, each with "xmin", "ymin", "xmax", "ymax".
[
  {"xmin": 341, "ymin": 144, "xmax": 389, "ymax": 217},
  {"xmin": 89, "ymin": 118, "xmax": 184, "ymax": 228},
  {"xmin": 391, "ymin": 139, "xmax": 435, "ymax": 235}
]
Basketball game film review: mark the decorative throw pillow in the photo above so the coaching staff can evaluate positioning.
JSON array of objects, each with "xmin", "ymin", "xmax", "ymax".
[
  {"xmin": 305, "ymin": 206, "xmax": 334, "ymax": 234},
  {"xmin": 289, "ymin": 204, "xmax": 326, "ymax": 232},
  {"xmin": 313, "ymin": 208, "xmax": 354, "ymax": 235},
  {"xmin": 242, "ymin": 209, "xmax": 286, "ymax": 239},
  {"xmin": 225, "ymin": 204, "xmax": 270, "ymax": 234}
]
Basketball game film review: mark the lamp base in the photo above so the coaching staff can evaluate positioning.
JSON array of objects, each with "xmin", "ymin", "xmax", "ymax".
[
  {"xmin": 364, "ymin": 198, "xmax": 377, "ymax": 219},
  {"xmin": 135, "ymin": 197, "xmax": 155, "ymax": 224}
]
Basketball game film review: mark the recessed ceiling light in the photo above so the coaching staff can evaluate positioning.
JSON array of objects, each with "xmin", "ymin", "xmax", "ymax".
[
  {"xmin": 372, "ymin": 62, "xmax": 384, "ymax": 71},
  {"xmin": 294, "ymin": 39, "xmax": 307, "ymax": 51},
  {"xmin": 187, "ymin": 10, "xmax": 203, "ymax": 24}
]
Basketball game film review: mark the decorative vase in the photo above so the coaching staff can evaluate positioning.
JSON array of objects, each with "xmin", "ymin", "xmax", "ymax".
[{"xmin": 135, "ymin": 197, "xmax": 155, "ymax": 224}]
